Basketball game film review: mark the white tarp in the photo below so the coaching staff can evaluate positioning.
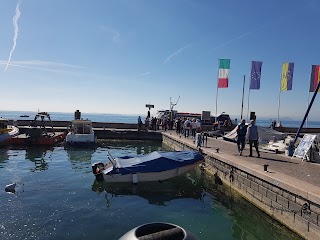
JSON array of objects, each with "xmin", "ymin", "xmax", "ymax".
[{"xmin": 223, "ymin": 124, "xmax": 287, "ymax": 143}]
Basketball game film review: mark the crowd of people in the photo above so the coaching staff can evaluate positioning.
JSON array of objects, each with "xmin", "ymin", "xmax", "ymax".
[
  {"xmin": 270, "ymin": 120, "xmax": 283, "ymax": 129},
  {"xmin": 174, "ymin": 117, "xmax": 202, "ymax": 138},
  {"xmin": 138, "ymin": 115, "xmax": 262, "ymax": 157},
  {"xmin": 142, "ymin": 116, "xmax": 173, "ymax": 131},
  {"xmin": 138, "ymin": 115, "xmax": 203, "ymax": 137}
]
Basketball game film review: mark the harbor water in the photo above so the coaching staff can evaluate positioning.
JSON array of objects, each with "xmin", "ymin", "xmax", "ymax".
[{"xmin": 0, "ymin": 140, "xmax": 302, "ymax": 240}]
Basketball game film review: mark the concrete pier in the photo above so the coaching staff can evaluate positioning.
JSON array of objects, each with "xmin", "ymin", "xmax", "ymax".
[{"xmin": 162, "ymin": 131, "xmax": 320, "ymax": 240}]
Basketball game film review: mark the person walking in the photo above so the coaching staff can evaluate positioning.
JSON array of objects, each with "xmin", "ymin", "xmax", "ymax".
[
  {"xmin": 246, "ymin": 119, "xmax": 260, "ymax": 157},
  {"xmin": 236, "ymin": 119, "xmax": 247, "ymax": 156},
  {"xmin": 184, "ymin": 118, "xmax": 191, "ymax": 138},
  {"xmin": 191, "ymin": 118, "xmax": 197, "ymax": 138}
]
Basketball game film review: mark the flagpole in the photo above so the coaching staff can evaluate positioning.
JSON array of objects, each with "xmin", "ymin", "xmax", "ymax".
[
  {"xmin": 215, "ymin": 59, "xmax": 219, "ymax": 122},
  {"xmin": 294, "ymin": 79, "xmax": 320, "ymax": 144},
  {"xmin": 240, "ymin": 75, "xmax": 246, "ymax": 120},
  {"xmin": 306, "ymin": 92, "xmax": 310, "ymax": 128},
  {"xmin": 215, "ymin": 82, "xmax": 219, "ymax": 121},
  {"xmin": 247, "ymin": 62, "xmax": 252, "ymax": 121},
  {"xmin": 306, "ymin": 66, "xmax": 314, "ymax": 128},
  {"xmin": 247, "ymin": 89, "xmax": 250, "ymax": 121},
  {"xmin": 277, "ymin": 72, "xmax": 282, "ymax": 124}
]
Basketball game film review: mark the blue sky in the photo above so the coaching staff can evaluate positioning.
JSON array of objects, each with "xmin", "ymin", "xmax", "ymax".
[{"xmin": 1, "ymin": 0, "xmax": 320, "ymax": 120}]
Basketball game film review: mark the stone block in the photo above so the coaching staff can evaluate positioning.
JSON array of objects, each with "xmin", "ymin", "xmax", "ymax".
[
  {"xmin": 254, "ymin": 191, "xmax": 263, "ymax": 202},
  {"xmin": 247, "ymin": 187, "xmax": 254, "ymax": 197},
  {"xmin": 277, "ymin": 195, "xmax": 289, "ymax": 208},
  {"xmin": 310, "ymin": 203, "xmax": 320, "ymax": 215},
  {"xmin": 247, "ymin": 174, "xmax": 254, "ymax": 181},
  {"xmin": 266, "ymin": 190, "xmax": 277, "ymax": 202},
  {"xmin": 233, "ymin": 173, "xmax": 239, "ymax": 182},
  {"xmin": 272, "ymin": 185, "xmax": 283, "ymax": 195},
  {"xmin": 302, "ymin": 211, "xmax": 318, "ymax": 226},
  {"xmin": 251, "ymin": 181, "xmax": 259, "ymax": 192},
  {"xmin": 289, "ymin": 200, "xmax": 303, "ymax": 215},
  {"xmin": 295, "ymin": 196, "xmax": 307, "ymax": 206},
  {"xmin": 258, "ymin": 186, "xmax": 268, "ymax": 196},
  {"xmin": 239, "ymin": 171, "xmax": 247, "ymax": 178},
  {"xmin": 240, "ymin": 183, "xmax": 247, "ymax": 192},
  {"xmin": 262, "ymin": 195, "xmax": 272, "ymax": 207},
  {"xmin": 282, "ymin": 190, "xmax": 295, "ymax": 202},
  {"xmin": 243, "ymin": 178, "xmax": 251, "ymax": 187},
  {"xmin": 237, "ymin": 175, "xmax": 245, "ymax": 184},
  {"xmin": 271, "ymin": 200, "xmax": 283, "ymax": 214},
  {"xmin": 262, "ymin": 180, "xmax": 272, "ymax": 190},
  {"xmin": 254, "ymin": 178, "xmax": 262, "ymax": 186}
]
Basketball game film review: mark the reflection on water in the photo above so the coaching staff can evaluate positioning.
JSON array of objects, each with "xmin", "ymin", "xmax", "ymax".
[
  {"xmin": 65, "ymin": 146, "xmax": 96, "ymax": 171},
  {"xmin": 25, "ymin": 146, "xmax": 53, "ymax": 172},
  {"xmin": 92, "ymin": 171, "xmax": 205, "ymax": 206},
  {"xmin": 99, "ymin": 139, "xmax": 167, "ymax": 156},
  {"xmin": 0, "ymin": 148, "xmax": 8, "ymax": 167}
]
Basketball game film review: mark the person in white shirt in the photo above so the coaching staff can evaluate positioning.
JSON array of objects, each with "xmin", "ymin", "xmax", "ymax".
[
  {"xmin": 184, "ymin": 118, "xmax": 191, "ymax": 138},
  {"xmin": 195, "ymin": 119, "xmax": 202, "ymax": 133},
  {"xmin": 191, "ymin": 118, "xmax": 197, "ymax": 138}
]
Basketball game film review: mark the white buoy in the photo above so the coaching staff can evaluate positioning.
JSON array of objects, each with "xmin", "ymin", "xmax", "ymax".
[{"xmin": 5, "ymin": 183, "xmax": 16, "ymax": 193}]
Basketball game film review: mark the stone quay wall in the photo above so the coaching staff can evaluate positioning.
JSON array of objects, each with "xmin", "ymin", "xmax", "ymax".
[{"xmin": 162, "ymin": 134, "xmax": 320, "ymax": 240}]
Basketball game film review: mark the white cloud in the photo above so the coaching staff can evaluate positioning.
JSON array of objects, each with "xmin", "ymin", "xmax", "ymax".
[
  {"xmin": 0, "ymin": 60, "xmax": 86, "ymax": 72},
  {"xmin": 163, "ymin": 44, "xmax": 192, "ymax": 64},
  {"xmin": 139, "ymin": 72, "xmax": 151, "ymax": 76},
  {"xmin": 4, "ymin": 3, "xmax": 21, "ymax": 72}
]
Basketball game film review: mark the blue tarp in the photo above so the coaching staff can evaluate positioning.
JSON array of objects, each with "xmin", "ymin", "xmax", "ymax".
[{"xmin": 108, "ymin": 151, "xmax": 203, "ymax": 175}]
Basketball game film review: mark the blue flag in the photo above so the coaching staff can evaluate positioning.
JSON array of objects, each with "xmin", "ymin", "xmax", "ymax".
[{"xmin": 250, "ymin": 61, "xmax": 263, "ymax": 89}]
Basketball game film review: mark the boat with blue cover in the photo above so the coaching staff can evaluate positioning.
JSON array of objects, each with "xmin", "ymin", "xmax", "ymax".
[{"xmin": 92, "ymin": 150, "xmax": 204, "ymax": 183}]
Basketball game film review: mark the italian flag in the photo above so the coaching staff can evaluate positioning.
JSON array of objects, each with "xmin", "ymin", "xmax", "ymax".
[{"xmin": 218, "ymin": 59, "xmax": 230, "ymax": 88}]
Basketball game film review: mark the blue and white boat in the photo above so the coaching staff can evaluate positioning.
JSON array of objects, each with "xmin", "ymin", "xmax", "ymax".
[{"xmin": 92, "ymin": 150, "xmax": 204, "ymax": 183}]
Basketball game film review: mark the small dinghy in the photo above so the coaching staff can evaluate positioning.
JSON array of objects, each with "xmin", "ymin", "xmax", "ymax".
[{"xmin": 92, "ymin": 150, "xmax": 204, "ymax": 183}]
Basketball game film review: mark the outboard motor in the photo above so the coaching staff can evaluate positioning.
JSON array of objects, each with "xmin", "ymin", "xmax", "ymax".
[
  {"xmin": 92, "ymin": 162, "xmax": 105, "ymax": 182},
  {"xmin": 119, "ymin": 222, "xmax": 198, "ymax": 240}
]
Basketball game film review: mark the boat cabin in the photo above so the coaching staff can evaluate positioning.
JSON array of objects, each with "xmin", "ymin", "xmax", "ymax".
[
  {"xmin": 71, "ymin": 120, "xmax": 93, "ymax": 134},
  {"xmin": 0, "ymin": 117, "xmax": 9, "ymax": 134}
]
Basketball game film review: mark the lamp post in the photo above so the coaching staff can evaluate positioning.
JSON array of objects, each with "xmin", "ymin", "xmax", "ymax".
[{"xmin": 145, "ymin": 104, "xmax": 154, "ymax": 119}]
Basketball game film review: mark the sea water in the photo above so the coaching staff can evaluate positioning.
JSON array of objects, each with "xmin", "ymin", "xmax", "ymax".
[
  {"xmin": 1, "ymin": 110, "xmax": 319, "ymax": 128},
  {"xmin": 0, "ymin": 140, "xmax": 302, "ymax": 240}
]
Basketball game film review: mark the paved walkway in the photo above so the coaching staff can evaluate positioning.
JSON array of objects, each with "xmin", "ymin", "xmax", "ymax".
[{"xmin": 163, "ymin": 130, "xmax": 320, "ymax": 199}]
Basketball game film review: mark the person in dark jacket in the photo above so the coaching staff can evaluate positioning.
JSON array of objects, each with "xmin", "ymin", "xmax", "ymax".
[
  {"xmin": 246, "ymin": 119, "xmax": 260, "ymax": 157},
  {"xmin": 236, "ymin": 119, "xmax": 247, "ymax": 156}
]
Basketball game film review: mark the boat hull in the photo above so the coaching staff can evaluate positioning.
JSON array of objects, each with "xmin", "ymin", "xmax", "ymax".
[
  {"xmin": 102, "ymin": 162, "xmax": 200, "ymax": 183},
  {"xmin": 65, "ymin": 133, "xmax": 97, "ymax": 144},
  {"xmin": 2, "ymin": 132, "xmax": 66, "ymax": 146}
]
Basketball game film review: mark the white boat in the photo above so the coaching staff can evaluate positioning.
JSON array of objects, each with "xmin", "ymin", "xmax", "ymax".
[
  {"xmin": 65, "ymin": 119, "xmax": 97, "ymax": 145},
  {"xmin": 0, "ymin": 117, "xmax": 19, "ymax": 143},
  {"xmin": 92, "ymin": 150, "xmax": 204, "ymax": 183},
  {"xmin": 260, "ymin": 135, "xmax": 295, "ymax": 153}
]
